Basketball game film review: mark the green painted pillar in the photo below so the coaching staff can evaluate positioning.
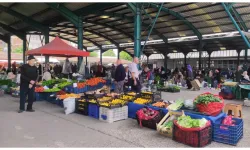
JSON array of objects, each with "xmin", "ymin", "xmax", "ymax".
[
  {"xmin": 208, "ymin": 52, "xmax": 211, "ymax": 69},
  {"xmin": 164, "ymin": 52, "xmax": 168, "ymax": 69},
  {"xmin": 237, "ymin": 50, "xmax": 241, "ymax": 67},
  {"xmin": 7, "ymin": 36, "xmax": 11, "ymax": 70},
  {"xmin": 23, "ymin": 34, "xmax": 27, "ymax": 64},
  {"xmin": 44, "ymin": 30, "xmax": 49, "ymax": 63},
  {"xmin": 100, "ymin": 49, "xmax": 103, "ymax": 65},
  {"xmin": 78, "ymin": 16, "xmax": 83, "ymax": 69},
  {"xmin": 134, "ymin": 3, "xmax": 141, "ymax": 58},
  {"xmin": 244, "ymin": 49, "xmax": 248, "ymax": 63},
  {"xmin": 184, "ymin": 53, "xmax": 187, "ymax": 67},
  {"xmin": 117, "ymin": 49, "xmax": 120, "ymax": 59}
]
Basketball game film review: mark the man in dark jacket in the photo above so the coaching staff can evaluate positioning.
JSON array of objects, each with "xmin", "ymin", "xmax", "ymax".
[
  {"xmin": 114, "ymin": 59, "xmax": 126, "ymax": 93},
  {"xmin": 19, "ymin": 55, "xmax": 38, "ymax": 113}
]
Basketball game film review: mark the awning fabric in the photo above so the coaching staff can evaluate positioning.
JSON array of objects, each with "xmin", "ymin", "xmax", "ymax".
[{"xmin": 26, "ymin": 37, "xmax": 89, "ymax": 57}]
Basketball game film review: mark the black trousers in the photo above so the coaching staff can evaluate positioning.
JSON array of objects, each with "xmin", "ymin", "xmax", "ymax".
[
  {"xmin": 130, "ymin": 78, "xmax": 141, "ymax": 93},
  {"xmin": 20, "ymin": 84, "xmax": 35, "ymax": 110}
]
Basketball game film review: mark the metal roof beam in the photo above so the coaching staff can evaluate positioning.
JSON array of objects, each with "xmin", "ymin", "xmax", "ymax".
[
  {"xmin": 149, "ymin": 3, "xmax": 202, "ymax": 40},
  {"xmin": 0, "ymin": 5, "xmax": 48, "ymax": 33},
  {"xmin": 0, "ymin": 22, "xmax": 24, "ymax": 39},
  {"xmin": 0, "ymin": 34, "xmax": 9, "ymax": 43},
  {"xmin": 229, "ymin": 4, "xmax": 248, "ymax": 32},
  {"xmin": 50, "ymin": 29, "xmax": 101, "ymax": 49},
  {"xmin": 47, "ymin": 3, "xmax": 79, "ymax": 26},
  {"xmin": 75, "ymin": 3, "xmax": 119, "ymax": 15}
]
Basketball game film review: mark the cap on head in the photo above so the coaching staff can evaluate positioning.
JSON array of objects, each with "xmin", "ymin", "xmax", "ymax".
[{"xmin": 27, "ymin": 55, "xmax": 35, "ymax": 60}]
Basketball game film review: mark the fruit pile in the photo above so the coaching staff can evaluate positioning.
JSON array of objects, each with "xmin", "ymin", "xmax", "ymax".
[
  {"xmin": 152, "ymin": 101, "xmax": 169, "ymax": 108},
  {"xmin": 127, "ymin": 92, "xmax": 136, "ymax": 96},
  {"xmin": 97, "ymin": 96, "xmax": 112, "ymax": 102},
  {"xmin": 134, "ymin": 98, "xmax": 152, "ymax": 105},
  {"xmin": 58, "ymin": 93, "xmax": 81, "ymax": 99},
  {"xmin": 35, "ymin": 87, "xmax": 44, "ymax": 92},
  {"xmin": 58, "ymin": 82, "xmax": 72, "ymax": 89},
  {"xmin": 99, "ymin": 99, "xmax": 127, "ymax": 107},
  {"xmin": 77, "ymin": 82, "xmax": 86, "ymax": 88},
  {"xmin": 78, "ymin": 99, "xmax": 87, "ymax": 102},
  {"xmin": 141, "ymin": 91, "xmax": 153, "ymax": 99},
  {"xmin": 88, "ymin": 99, "xmax": 97, "ymax": 104},
  {"xmin": 120, "ymin": 95, "xmax": 134, "ymax": 101},
  {"xmin": 85, "ymin": 78, "xmax": 106, "ymax": 86}
]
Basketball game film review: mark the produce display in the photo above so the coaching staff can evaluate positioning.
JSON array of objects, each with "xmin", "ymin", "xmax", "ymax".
[
  {"xmin": 184, "ymin": 99, "xmax": 195, "ymax": 110},
  {"xmin": 120, "ymin": 95, "xmax": 135, "ymax": 101},
  {"xmin": 152, "ymin": 101, "xmax": 169, "ymax": 108},
  {"xmin": 177, "ymin": 116, "xmax": 208, "ymax": 128},
  {"xmin": 163, "ymin": 120, "xmax": 174, "ymax": 129},
  {"xmin": 88, "ymin": 99, "xmax": 97, "ymax": 104},
  {"xmin": 97, "ymin": 96, "xmax": 112, "ymax": 102},
  {"xmin": 127, "ymin": 92, "xmax": 136, "ymax": 96},
  {"xmin": 141, "ymin": 108, "xmax": 156, "ymax": 117},
  {"xmin": 44, "ymin": 88, "xmax": 61, "ymax": 92},
  {"xmin": 58, "ymin": 93, "xmax": 81, "ymax": 99},
  {"xmin": 194, "ymin": 93, "xmax": 222, "ymax": 105},
  {"xmin": 0, "ymin": 79, "xmax": 12, "ymax": 86},
  {"xmin": 99, "ymin": 99, "xmax": 127, "ymax": 107},
  {"xmin": 167, "ymin": 99, "xmax": 184, "ymax": 110},
  {"xmin": 35, "ymin": 86, "xmax": 44, "ymax": 92},
  {"xmin": 77, "ymin": 82, "xmax": 86, "ymax": 88},
  {"xmin": 42, "ymin": 79, "xmax": 57, "ymax": 86},
  {"xmin": 58, "ymin": 82, "xmax": 72, "ymax": 89},
  {"xmin": 134, "ymin": 98, "xmax": 152, "ymax": 105},
  {"xmin": 56, "ymin": 90, "xmax": 66, "ymax": 95},
  {"xmin": 85, "ymin": 77, "xmax": 106, "ymax": 86},
  {"xmin": 166, "ymin": 85, "xmax": 181, "ymax": 92}
]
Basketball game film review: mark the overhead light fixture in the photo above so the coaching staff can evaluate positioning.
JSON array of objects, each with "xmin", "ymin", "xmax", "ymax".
[
  {"xmin": 100, "ymin": 16, "xmax": 109, "ymax": 19},
  {"xmin": 192, "ymin": 49, "xmax": 197, "ymax": 52},
  {"xmin": 220, "ymin": 47, "xmax": 226, "ymax": 50},
  {"xmin": 153, "ymin": 52, "xmax": 157, "ymax": 54},
  {"xmin": 173, "ymin": 50, "xmax": 177, "ymax": 53}
]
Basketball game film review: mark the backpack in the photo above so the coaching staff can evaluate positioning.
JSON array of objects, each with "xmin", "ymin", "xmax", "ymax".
[{"xmin": 149, "ymin": 71, "xmax": 155, "ymax": 80}]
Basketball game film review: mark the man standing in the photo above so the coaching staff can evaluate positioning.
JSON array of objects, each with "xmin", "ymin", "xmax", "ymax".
[
  {"xmin": 114, "ymin": 59, "xmax": 126, "ymax": 93},
  {"xmin": 128, "ymin": 57, "xmax": 141, "ymax": 93},
  {"xmin": 19, "ymin": 55, "xmax": 38, "ymax": 113},
  {"xmin": 235, "ymin": 65, "xmax": 243, "ymax": 82}
]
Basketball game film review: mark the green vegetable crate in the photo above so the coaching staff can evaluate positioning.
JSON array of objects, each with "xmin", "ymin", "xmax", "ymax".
[{"xmin": 157, "ymin": 110, "xmax": 184, "ymax": 138}]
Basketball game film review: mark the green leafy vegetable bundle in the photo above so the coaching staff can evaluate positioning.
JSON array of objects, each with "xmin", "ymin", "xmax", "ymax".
[
  {"xmin": 194, "ymin": 93, "xmax": 222, "ymax": 105},
  {"xmin": 177, "ymin": 116, "xmax": 207, "ymax": 128}
]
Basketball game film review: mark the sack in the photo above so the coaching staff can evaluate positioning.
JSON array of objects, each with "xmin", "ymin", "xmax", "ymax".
[{"xmin": 63, "ymin": 98, "xmax": 76, "ymax": 115}]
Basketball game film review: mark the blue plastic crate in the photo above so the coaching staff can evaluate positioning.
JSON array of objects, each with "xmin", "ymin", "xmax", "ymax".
[
  {"xmin": 128, "ymin": 102, "xmax": 146, "ymax": 119},
  {"xmin": 184, "ymin": 111, "xmax": 227, "ymax": 125},
  {"xmin": 56, "ymin": 99, "xmax": 64, "ymax": 107},
  {"xmin": 213, "ymin": 117, "xmax": 243, "ymax": 145},
  {"xmin": 88, "ymin": 103, "xmax": 99, "ymax": 119},
  {"xmin": 35, "ymin": 92, "xmax": 45, "ymax": 101}
]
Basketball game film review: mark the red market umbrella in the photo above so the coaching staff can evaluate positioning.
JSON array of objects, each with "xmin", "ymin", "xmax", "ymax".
[{"xmin": 26, "ymin": 37, "xmax": 89, "ymax": 57}]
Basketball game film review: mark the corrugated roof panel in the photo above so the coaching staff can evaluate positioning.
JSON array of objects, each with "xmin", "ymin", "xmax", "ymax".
[
  {"xmin": 104, "ymin": 4, "xmax": 127, "ymax": 12},
  {"xmin": 64, "ymin": 3, "xmax": 91, "ymax": 11},
  {"xmin": 0, "ymin": 12, "xmax": 18, "ymax": 25},
  {"xmin": 235, "ymin": 7, "xmax": 250, "ymax": 14},
  {"xmin": 12, "ymin": 3, "xmax": 48, "ymax": 16}
]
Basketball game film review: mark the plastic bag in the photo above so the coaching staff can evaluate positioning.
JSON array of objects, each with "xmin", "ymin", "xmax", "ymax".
[
  {"xmin": 136, "ymin": 108, "xmax": 159, "ymax": 127},
  {"xmin": 63, "ymin": 97, "xmax": 75, "ymax": 115}
]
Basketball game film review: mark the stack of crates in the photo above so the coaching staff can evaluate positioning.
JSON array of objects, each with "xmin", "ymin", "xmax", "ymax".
[
  {"xmin": 75, "ymin": 99, "xmax": 89, "ymax": 115},
  {"xmin": 99, "ymin": 106, "xmax": 128, "ymax": 123}
]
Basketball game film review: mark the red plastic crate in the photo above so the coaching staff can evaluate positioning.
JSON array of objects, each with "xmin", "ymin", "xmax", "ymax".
[{"xmin": 173, "ymin": 121, "xmax": 212, "ymax": 147}]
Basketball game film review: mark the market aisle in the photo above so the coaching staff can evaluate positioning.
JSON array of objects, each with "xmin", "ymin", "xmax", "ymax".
[{"xmin": 0, "ymin": 89, "xmax": 250, "ymax": 147}]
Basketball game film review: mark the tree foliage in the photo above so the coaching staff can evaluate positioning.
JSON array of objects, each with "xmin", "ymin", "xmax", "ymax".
[
  {"xmin": 120, "ymin": 51, "xmax": 132, "ymax": 61},
  {"xmin": 89, "ymin": 51, "xmax": 98, "ymax": 57},
  {"xmin": 103, "ymin": 49, "xmax": 116, "ymax": 57},
  {"xmin": 12, "ymin": 47, "xmax": 23, "ymax": 53}
]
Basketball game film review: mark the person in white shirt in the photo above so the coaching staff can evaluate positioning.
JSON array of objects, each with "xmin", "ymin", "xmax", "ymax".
[
  {"xmin": 42, "ymin": 70, "xmax": 52, "ymax": 81},
  {"xmin": 128, "ymin": 57, "xmax": 141, "ymax": 93}
]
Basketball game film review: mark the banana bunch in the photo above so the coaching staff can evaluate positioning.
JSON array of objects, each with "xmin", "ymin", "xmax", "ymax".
[
  {"xmin": 99, "ymin": 102, "xmax": 110, "ymax": 107},
  {"xmin": 120, "ymin": 95, "xmax": 134, "ymax": 100},
  {"xmin": 78, "ymin": 99, "xmax": 86, "ymax": 102},
  {"xmin": 111, "ymin": 99, "xmax": 126, "ymax": 105},
  {"xmin": 98, "ymin": 96, "xmax": 112, "ymax": 102},
  {"xmin": 88, "ymin": 99, "xmax": 97, "ymax": 103},
  {"xmin": 127, "ymin": 92, "xmax": 136, "ymax": 96},
  {"xmin": 134, "ymin": 98, "xmax": 151, "ymax": 104},
  {"xmin": 141, "ymin": 91, "xmax": 153, "ymax": 94}
]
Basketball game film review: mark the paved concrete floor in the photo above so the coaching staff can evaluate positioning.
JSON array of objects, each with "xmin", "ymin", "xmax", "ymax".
[{"xmin": 0, "ymin": 89, "xmax": 249, "ymax": 147}]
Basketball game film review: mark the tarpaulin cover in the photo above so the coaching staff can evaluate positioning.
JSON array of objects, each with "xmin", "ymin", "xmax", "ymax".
[{"xmin": 26, "ymin": 37, "xmax": 89, "ymax": 57}]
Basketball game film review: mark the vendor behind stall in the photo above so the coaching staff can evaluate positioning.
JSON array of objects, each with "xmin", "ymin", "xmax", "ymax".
[{"xmin": 62, "ymin": 58, "xmax": 72, "ymax": 79}]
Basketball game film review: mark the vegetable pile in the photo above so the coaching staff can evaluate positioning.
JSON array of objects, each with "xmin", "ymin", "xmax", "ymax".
[
  {"xmin": 177, "ymin": 116, "xmax": 208, "ymax": 128},
  {"xmin": 152, "ymin": 101, "xmax": 169, "ymax": 108},
  {"xmin": 163, "ymin": 120, "xmax": 173, "ymax": 129},
  {"xmin": 167, "ymin": 99, "xmax": 184, "ymax": 110},
  {"xmin": 194, "ymin": 93, "xmax": 222, "ymax": 105}
]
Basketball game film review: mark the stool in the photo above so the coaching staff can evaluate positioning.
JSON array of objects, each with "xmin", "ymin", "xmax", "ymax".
[{"xmin": 224, "ymin": 103, "xmax": 243, "ymax": 118}]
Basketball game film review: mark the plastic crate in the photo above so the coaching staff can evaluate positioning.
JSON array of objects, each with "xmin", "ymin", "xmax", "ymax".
[
  {"xmin": 213, "ymin": 117, "xmax": 243, "ymax": 145},
  {"xmin": 75, "ymin": 100, "xmax": 89, "ymax": 116},
  {"xmin": 99, "ymin": 106, "xmax": 128, "ymax": 123},
  {"xmin": 173, "ymin": 121, "xmax": 212, "ymax": 147},
  {"xmin": 35, "ymin": 92, "xmax": 47, "ymax": 101},
  {"xmin": 88, "ymin": 103, "xmax": 99, "ymax": 119},
  {"xmin": 136, "ymin": 109, "xmax": 162, "ymax": 130},
  {"xmin": 56, "ymin": 99, "xmax": 64, "ymax": 107},
  {"xmin": 128, "ymin": 102, "xmax": 146, "ymax": 119}
]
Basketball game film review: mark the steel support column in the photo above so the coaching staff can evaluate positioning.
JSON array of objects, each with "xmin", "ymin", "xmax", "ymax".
[
  {"xmin": 184, "ymin": 53, "xmax": 187, "ymax": 67},
  {"xmin": 100, "ymin": 49, "xmax": 103, "ymax": 65},
  {"xmin": 117, "ymin": 49, "xmax": 120, "ymax": 59},
  {"xmin": 7, "ymin": 36, "xmax": 11, "ymax": 70},
  {"xmin": 134, "ymin": 3, "xmax": 141, "ymax": 58},
  {"xmin": 23, "ymin": 34, "xmax": 27, "ymax": 63},
  {"xmin": 245, "ymin": 49, "xmax": 248, "ymax": 63},
  {"xmin": 208, "ymin": 52, "xmax": 211, "ymax": 69},
  {"xmin": 164, "ymin": 52, "xmax": 168, "ymax": 69},
  {"xmin": 44, "ymin": 31, "xmax": 49, "ymax": 63},
  {"xmin": 237, "ymin": 50, "xmax": 241, "ymax": 67},
  {"xmin": 78, "ymin": 16, "xmax": 83, "ymax": 69},
  {"xmin": 222, "ymin": 3, "xmax": 250, "ymax": 49},
  {"xmin": 198, "ymin": 42, "xmax": 205, "ymax": 70}
]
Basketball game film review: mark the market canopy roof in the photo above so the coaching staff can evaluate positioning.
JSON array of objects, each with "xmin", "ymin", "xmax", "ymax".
[
  {"xmin": 26, "ymin": 37, "xmax": 90, "ymax": 57},
  {"xmin": 0, "ymin": 3, "xmax": 250, "ymax": 55}
]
